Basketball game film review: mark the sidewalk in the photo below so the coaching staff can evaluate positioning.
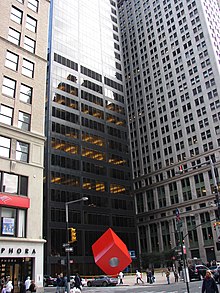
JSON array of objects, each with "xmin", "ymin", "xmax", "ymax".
[{"xmin": 118, "ymin": 271, "xmax": 178, "ymax": 286}]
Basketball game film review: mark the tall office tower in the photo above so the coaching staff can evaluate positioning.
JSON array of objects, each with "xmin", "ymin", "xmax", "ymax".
[
  {"xmin": 44, "ymin": 0, "xmax": 137, "ymax": 275},
  {"xmin": 0, "ymin": 0, "xmax": 49, "ymax": 290},
  {"xmin": 118, "ymin": 0, "xmax": 220, "ymax": 267}
]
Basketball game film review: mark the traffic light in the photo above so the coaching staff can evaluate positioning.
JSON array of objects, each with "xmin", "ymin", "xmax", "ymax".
[{"xmin": 68, "ymin": 228, "xmax": 77, "ymax": 243}]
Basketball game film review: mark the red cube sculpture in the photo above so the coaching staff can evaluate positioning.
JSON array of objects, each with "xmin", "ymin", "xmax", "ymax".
[{"xmin": 92, "ymin": 228, "xmax": 132, "ymax": 275}]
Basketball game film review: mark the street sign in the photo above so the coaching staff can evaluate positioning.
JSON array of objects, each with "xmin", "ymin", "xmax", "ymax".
[
  {"xmin": 65, "ymin": 247, "xmax": 73, "ymax": 252},
  {"xmin": 63, "ymin": 243, "xmax": 70, "ymax": 247}
]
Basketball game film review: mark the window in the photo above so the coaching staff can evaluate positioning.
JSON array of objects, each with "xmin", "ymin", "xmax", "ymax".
[
  {"xmin": 10, "ymin": 6, "xmax": 23, "ymax": 24},
  {"xmin": 20, "ymin": 84, "xmax": 32, "ymax": 104},
  {"xmin": 16, "ymin": 141, "xmax": 29, "ymax": 162},
  {"xmin": 24, "ymin": 36, "xmax": 36, "ymax": 53},
  {"xmin": 2, "ymin": 77, "xmax": 16, "ymax": 98},
  {"xmin": 8, "ymin": 28, "xmax": 21, "ymax": 45},
  {"xmin": 0, "ymin": 136, "xmax": 11, "ymax": 158},
  {"xmin": 22, "ymin": 59, "xmax": 34, "ymax": 78},
  {"xmin": 26, "ymin": 15, "xmax": 37, "ymax": 32},
  {"xmin": 5, "ymin": 51, "xmax": 19, "ymax": 71},
  {"xmin": 16, "ymin": 0, "xmax": 24, "ymax": 3},
  {"xmin": 1, "ymin": 172, "xmax": 28, "ymax": 195},
  {"xmin": 0, "ymin": 207, "xmax": 26, "ymax": 238},
  {"xmin": 18, "ymin": 111, "xmax": 30, "ymax": 131},
  {"xmin": 27, "ymin": 0, "xmax": 39, "ymax": 12},
  {"xmin": 0, "ymin": 105, "xmax": 13, "ymax": 125}
]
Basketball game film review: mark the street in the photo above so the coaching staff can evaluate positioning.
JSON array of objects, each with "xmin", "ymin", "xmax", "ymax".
[{"xmin": 45, "ymin": 280, "xmax": 207, "ymax": 293}]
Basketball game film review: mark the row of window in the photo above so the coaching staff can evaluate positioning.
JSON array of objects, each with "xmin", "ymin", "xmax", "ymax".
[
  {"xmin": 5, "ymin": 50, "xmax": 35, "ymax": 78},
  {"xmin": 0, "ymin": 136, "xmax": 29, "ymax": 163},
  {"xmin": 17, "ymin": 0, "xmax": 39, "ymax": 13},
  {"xmin": 11, "ymin": 6, "xmax": 37, "ymax": 33},
  {"xmin": 8, "ymin": 27, "xmax": 35, "ymax": 53},
  {"xmin": 2, "ymin": 76, "xmax": 32, "ymax": 103}
]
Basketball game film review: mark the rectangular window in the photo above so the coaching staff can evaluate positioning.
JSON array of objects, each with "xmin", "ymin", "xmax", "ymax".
[
  {"xmin": 2, "ymin": 172, "xmax": 28, "ymax": 195},
  {"xmin": 27, "ymin": 0, "xmax": 39, "ymax": 12},
  {"xmin": 0, "ymin": 105, "xmax": 13, "ymax": 125},
  {"xmin": 10, "ymin": 6, "xmax": 23, "ymax": 24},
  {"xmin": 8, "ymin": 27, "xmax": 21, "ymax": 45},
  {"xmin": 24, "ymin": 36, "xmax": 36, "ymax": 53},
  {"xmin": 22, "ymin": 59, "xmax": 34, "ymax": 78},
  {"xmin": 5, "ymin": 51, "xmax": 19, "ymax": 71},
  {"xmin": 2, "ymin": 77, "xmax": 16, "ymax": 98},
  {"xmin": 18, "ymin": 111, "xmax": 30, "ymax": 131},
  {"xmin": 16, "ymin": 141, "xmax": 29, "ymax": 162},
  {"xmin": 0, "ymin": 136, "xmax": 11, "ymax": 158},
  {"xmin": 26, "ymin": 15, "xmax": 37, "ymax": 32},
  {"xmin": 20, "ymin": 84, "xmax": 32, "ymax": 104}
]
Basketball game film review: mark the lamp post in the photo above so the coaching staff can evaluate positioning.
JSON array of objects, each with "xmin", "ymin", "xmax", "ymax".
[{"xmin": 65, "ymin": 197, "xmax": 88, "ymax": 293}]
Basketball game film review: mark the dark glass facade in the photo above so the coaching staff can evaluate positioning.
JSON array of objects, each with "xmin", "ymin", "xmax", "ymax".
[{"xmin": 44, "ymin": 0, "xmax": 137, "ymax": 275}]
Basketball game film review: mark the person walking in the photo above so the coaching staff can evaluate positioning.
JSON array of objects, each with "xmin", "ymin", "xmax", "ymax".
[
  {"xmin": 56, "ymin": 275, "xmax": 64, "ymax": 293},
  {"xmin": 166, "ymin": 269, "xmax": 170, "ymax": 285},
  {"xmin": 24, "ymin": 277, "xmax": 31, "ymax": 291},
  {"xmin": 74, "ymin": 273, "xmax": 82, "ymax": 292},
  {"xmin": 202, "ymin": 270, "xmax": 219, "ymax": 293},
  {"xmin": 174, "ymin": 270, "xmax": 179, "ymax": 282},
  {"xmin": 118, "ymin": 272, "xmax": 124, "ymax": 284},
  {"xmin": 135, "ymin": 270, "xmax": 144, "ymax": 284},
  {"xmin": 5, "ymin": 278, "xmax": 13, "ymax": 293},
  {"xmin": 29, "ymin": 280, "xmax": 36, "ymax": 293}
]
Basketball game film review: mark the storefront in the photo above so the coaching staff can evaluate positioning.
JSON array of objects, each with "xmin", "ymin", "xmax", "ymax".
[{"xmin": 0, "ymin": 240, "xmax": 45, "ymax": 293}]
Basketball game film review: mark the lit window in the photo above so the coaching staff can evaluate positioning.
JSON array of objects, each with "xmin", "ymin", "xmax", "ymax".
[
  {"xmin": 18, "ymin": 111, "xmax": 30, "ymax": 131},
  {"xmin": 10, "ymin": 6, "xmax": 23, "ymax": 24},
  {"xmin": 5, "ymin": 51, "xmax": 19, "ymax": 71},
  {"xmin": 22, "ymin": 59, "xmax": 34, "ymax": 78},
  {"xmin": 8, "ymin": 27, "xmax": 21, "ymax": 45},
  {"xmin": 16, "ymin": 141, "xmax": 29, "ymax": 162},
  {"xmin": 2, "ymin": 77, "xmax": 16, "ymax": 98},
  {"xmin": 24, "ymin": 36, "xmax": 36, "ymax": 53},
  {"xmin": 0, "ymin": 105, "xmax": 13, "ymax": 125},
  {"xmin": 28, "ymin": 0, "xmax": 39, "ymax": 12},
  {"xmin": 0, "ymin": 136, "xmax": 11, "ymax": 158},
  {"xmin": 20, "ymin": 84, "xmax": 32, "ymax": 104},
  {"xmin": 26, "ymin": 15, "xmax": 37, "ymax": 32}
]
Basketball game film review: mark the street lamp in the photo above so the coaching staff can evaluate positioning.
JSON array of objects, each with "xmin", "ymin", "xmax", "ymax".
[{"xmin": 65, "ymin": 197, "xmax": 88, "ymax": 293}]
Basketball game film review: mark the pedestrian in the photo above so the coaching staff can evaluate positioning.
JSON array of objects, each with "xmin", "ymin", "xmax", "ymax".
[
  {"xmin": 56, "ymin": 275, "xmax": 64, "ymax": 293},
  {"xmin": 25, "ymin": 277, "xmax": 31, "ymax": 291},
  {"xmin": 148, "ymin": 270, "xmax": 153, "ymax": 284},
  {"xmin": 5, "ymin": 278, "xmax": 13, "ymax": 293},
  {"xmin": 166, "ymin": 269, "xmax": 170, "ymax": 284},
  {"xmin": 74, "ymin": 273, "xmax": 82, "ymax": 292},
  {"xmin": 118, "ymin": 272, "xmax": 124, "ymax": 284},
  {"xmin": 29, "ymin": 280, "xmax": 36, "ymax": 293},
  {"xmin": 135, "ymin": 270, "xmax": 144, "ymax": 284},
  {"xmin": 1, "ymin": 285, "xmax": 6, "ymax": 293},
  {"xmin": 1, "ymin": 277, "xmax": 5, "ymax": 290},
  {"xmin": 174, "ymin": 270, "xmax": 179, "ymax": 282},
  {"xmin": 19, "ymin": 282, "xmax": 26, "ymax": 293},
  {"xmin": 202, "ymin": 270, "xmax": 219, "ymax": 293}
]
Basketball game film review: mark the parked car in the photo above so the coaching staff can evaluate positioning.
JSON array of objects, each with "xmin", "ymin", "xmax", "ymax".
[
  {"xmin": 87, "ymin": 275, "xmax": 118, "ymax": 287},
  {"xmin": 209, "ymin": 266, "xmax": 217, "ymax": 274},
  {"xmin": 44, "ymin": 275, "xmax": 57, "ymax": 287},
  {"xmin": 188, "ymin": 264, "xmax": 209, "ymax": 281},
  {"xmin": 70, "ymin": 276, "xmax": 86, "ymax": 287}
]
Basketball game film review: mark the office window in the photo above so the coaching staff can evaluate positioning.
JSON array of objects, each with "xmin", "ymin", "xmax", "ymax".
[
  {"xmin": 16, "ymin": 0, "xmax": 24, "ymax": 3},
  {"xmin": 18, "ymin": 111, "xmax": 30, "ymax": 131},
  {"xmin": 0, "ymin": 105, "xmax": 13, "ymax": 125},
  {"xmin": 26, "ymin": 15, "xmax": 37, "ymax": 32},
  {"xmin": 16, "ymin": 141, "xmax": 29, "ymax": 162},
  {"xmin": 22, "ymin": 59, "xmax": 34, "ymax": 78},
  {"xmin": 28, "ymin": 0, "xmax": 39, "ymax": 12},
  {"xmin": 5, "ymin": 51, "xmax": 19, "ymax": 71},
  {"xmin": 2, "ymin": 77, "xmax": 16, "ymax": 98},
  {"xmin": 10, "ymin": 6, "xmax": 23, "ymax": 24},
  {"xmin": 20, "ymin": 84, "xmax": 32, "ymax": 104},
  {"xmin": 24, "ymin": 36, "xmax": 36, "ymax": 53},
  {"xmin": 0, "ymin": 136, "xmax": 11, "ymax": 158},
  {"xmin": 8, "ymin": 28, "xmax": 21, "ymax": 45},
  {"xmin": 1, "ymin": 172, "xmax": 28, "ymax": 196}
]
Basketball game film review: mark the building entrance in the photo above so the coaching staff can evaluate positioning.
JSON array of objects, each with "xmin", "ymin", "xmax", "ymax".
[{"xmin": 0, "ymin": 258, "xmax": 33, "ymax": 293}]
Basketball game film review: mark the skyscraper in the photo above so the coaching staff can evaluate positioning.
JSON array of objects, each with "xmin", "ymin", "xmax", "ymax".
[
  {"xmin": 0, "ymin": 0, "xmax": 49, "ymax": 290},
  {"xmin": 44, "ymin": 0, "xmax": 137, "ymax": 275},
  {"xmin": 118, "ymin": 0, "xmax": 220, "ymax": 267}
]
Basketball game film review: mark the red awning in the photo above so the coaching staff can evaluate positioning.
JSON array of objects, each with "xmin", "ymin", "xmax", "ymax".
[{"xmin": 0, "ymin": 193, "xmax": 30, "ymax": 209}]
